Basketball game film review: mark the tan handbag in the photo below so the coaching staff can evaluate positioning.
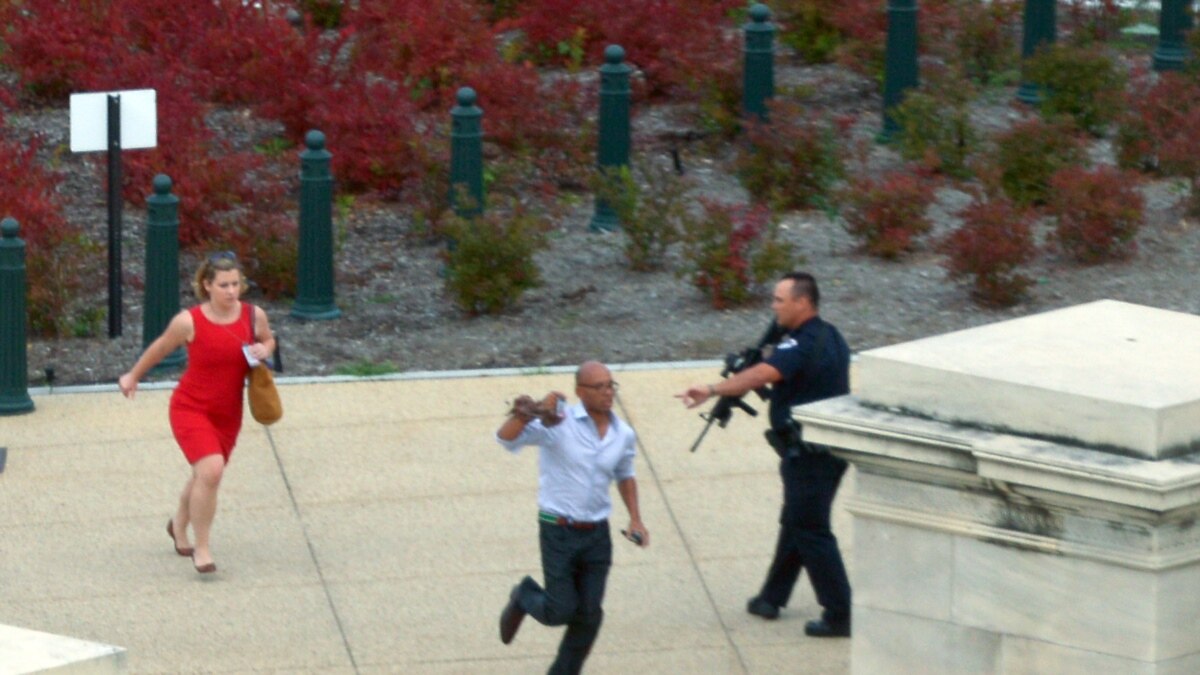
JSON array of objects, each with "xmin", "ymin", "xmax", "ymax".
[
  {"xmin": 246, "ymin": 305, "xmax": 282, "ymax": 425},
  {"xmin": 248, "ymin": 363, "xmax": 282, "ymax": 425}
]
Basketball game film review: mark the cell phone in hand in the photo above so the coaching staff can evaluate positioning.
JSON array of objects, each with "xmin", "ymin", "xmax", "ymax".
[{"xmin": 621, "ymin": 529, "xmax": 644, "ymax": 546}]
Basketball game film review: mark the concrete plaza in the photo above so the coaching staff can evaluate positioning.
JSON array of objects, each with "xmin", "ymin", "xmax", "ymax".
[{"xmin": 0, "ymin": 364, "xmax": 852, "ymax": 673}]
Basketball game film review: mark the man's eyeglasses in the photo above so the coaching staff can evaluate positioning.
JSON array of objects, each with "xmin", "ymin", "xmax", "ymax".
[
  {"xmin": 208, "ymin": 250, "xmax": 236, "ymax": 264},
  {"xmin": 578, "ymin": 381, "xmax": 619, "ymax": 392}
]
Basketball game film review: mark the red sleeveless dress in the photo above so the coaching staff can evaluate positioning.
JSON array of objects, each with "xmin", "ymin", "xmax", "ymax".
[{"xmin": 169, "ymin": 303, "xmax": 252, "ymax": 464}]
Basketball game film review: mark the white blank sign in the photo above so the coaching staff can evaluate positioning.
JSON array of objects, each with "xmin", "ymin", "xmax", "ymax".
[{"xmin": 69, "ymin": 88, "xmax": 157, "ymax": 152}]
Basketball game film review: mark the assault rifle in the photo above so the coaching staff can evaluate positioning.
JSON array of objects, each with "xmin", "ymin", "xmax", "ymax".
[{"xmin": 688, "ymin": 320, "xmax": 785, "ymax": 453}]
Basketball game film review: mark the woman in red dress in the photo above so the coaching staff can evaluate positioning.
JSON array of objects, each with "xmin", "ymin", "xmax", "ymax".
[{"xmin": 119, "ymin": 252, "xmax": 275, "ymax": 574}]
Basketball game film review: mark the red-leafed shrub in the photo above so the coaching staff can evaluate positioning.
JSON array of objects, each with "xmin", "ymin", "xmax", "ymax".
[
  {"xmin": 0, "ymin": 134, "xmax": 98, "ymax": 336},
  {"xmin": 838, "ymin": 167, "xmax": 939, "ymax": 259},
  {"xmin": 304, "ymin": 79, "xmax": 421, "ymax": 195},
  {"xmin": 0, "ymin": 0, "xmax": 302, "ymax": 104},
  {"xmin": 924, "ymin": 0, "xmax": 1022, "ymax": 85},
  {"xmin": 940, "ymin": 192, "xmax": 1037, "ymax": 307},
  {"xmin": 220, "ymin": 213, "xmax": 298, "ymax": 300},
  {"xmin": 349, "ymin": 0, "xmax": 500, "ymax": 108},
  {"xmin": 680, "ymin": 200, "xmax": 797, "ymax": 309},
  {"xmin": 501, "ymin": 0, "xmax": 741, "ymax": 100},
  {"xmin": 337, "ymin": 1, "xmax": 587, "ymax": 190},
  {"xmin": 823, "ymin": 0, "xmax": 888, "ymax": 76},
  {"xmin": 118, "ymin": 83, "xmax": 287, "ymax": 248},
  {"xmin": 1116, "ymin": 71, "xmax": 1200, "ymax": 212},
  {"xmin": 994, "ymin": 116, "xmax": 1089, "ymax": 207},
  {"xmin": 1, "ymin": 0, "xmax": 297, "ymax": 252},
  {"xmin": 1046, "ymin": 166, "xmax": 1144, "ymax": 264},
  {"xmin": 1060, "ymin": 0, "xmax": 1125, "ymax": 45},
  {"xmin": 180, "ymin": 2, "xmax": 313, "ymax": 107},
  {"xmin": 456, "ymin": 61, "xmax": 589, "ymax": 164},
  {"xmin": 736, "ymin": 100, "xmax": 848, "ymax": 212},
  {"xmin": 237, "ymin": 24, "xmax": 353, "ymax": 140},
  {"xmin": 0, "ymin": 0, "xmax": 122, "ymax": 103}
]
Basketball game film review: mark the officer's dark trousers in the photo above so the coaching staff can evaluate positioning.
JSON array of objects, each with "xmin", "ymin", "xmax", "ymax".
[
  {"xmin": 516, "ymin": 521, "xmax": 612, "ymax": 675},
  {"xmin": 757, "ymin": 451, "xmax": 852, "ymax": 624}
]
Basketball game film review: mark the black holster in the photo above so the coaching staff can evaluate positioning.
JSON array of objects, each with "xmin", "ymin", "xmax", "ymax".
[{"xmin": 765, "ymin": 421, "xmax": 827, "ymax": 459}]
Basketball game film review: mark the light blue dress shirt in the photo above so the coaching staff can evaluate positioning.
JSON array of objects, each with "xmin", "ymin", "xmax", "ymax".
[{"xmin": 496, "ymin": 400, "xmax": 637, "ymax": 522}]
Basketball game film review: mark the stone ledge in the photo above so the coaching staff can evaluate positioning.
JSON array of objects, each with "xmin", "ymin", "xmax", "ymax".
[
  {"xmin": 0, "ymin": 624, "xmax": 125, "ymax": 674},
  {"xmin": 797, "ymin": 395, "xmax": 1200, "ymax": 512}
]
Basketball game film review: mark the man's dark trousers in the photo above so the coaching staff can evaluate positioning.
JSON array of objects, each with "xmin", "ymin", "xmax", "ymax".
[
  {"xmin": 515, "ymin": 521, "xmax": 613, "ymax": 674},
  {"xmin": 757, "ymin": 451, "xmax": 852, "ymax": 623}
]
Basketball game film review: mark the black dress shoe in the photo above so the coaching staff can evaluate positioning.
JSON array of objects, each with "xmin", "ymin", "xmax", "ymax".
[
  {"xmin": 746, "ymin": 596, "xmax": 780, "ymax": 620},
  {"xmin": 499, "ymin": 584, "xmax": 526, "ymax": 645},
  {"xmin": 804, "ymin": 618, "xmax": 850, "ymax": 638}
]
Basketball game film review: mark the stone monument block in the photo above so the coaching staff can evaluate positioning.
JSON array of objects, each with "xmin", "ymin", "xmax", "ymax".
[
  {"xmin": 794, "ymin": 300, "xmax": 1200, "ymax": 674},
  {"xmin": 0, "ymin": 623, "xmax": 126, "ymax": 673},
  {"xmin": 855, "ymin": 300, "xmax": 1200, "ymax": 459}
]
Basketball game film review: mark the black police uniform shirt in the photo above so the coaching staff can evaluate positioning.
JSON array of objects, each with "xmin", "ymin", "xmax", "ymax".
[{"xmin": 763, "ymin": 316, "xmax": 851, "ymax": 431}]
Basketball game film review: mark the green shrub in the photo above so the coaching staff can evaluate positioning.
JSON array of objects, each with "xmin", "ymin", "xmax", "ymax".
[
  {"xmin": 994, "ymin": 116, "xmax": 1088, "ymax": 207},
  {"xmin": 736, "ymin": 100, "xmax": 846, "ymax": 212},
  {"xmin": 774, "ymin": 0, "xmax": 844, "ymax": 64},
  {"xmin": 680, "ymin": 200, "xmax": 798, "ymax": 309},
  {"xmin": 692, "ymin": 60, "xmax": 743, "ymax": 139},
  {"xmin": 943, "ymin": 0, "xmax": 1021, "ymax": 85},
  {"xmin": 1024, "ymin": 43, "xmax": 1126, "ymax": 135},
  {"xmin": 891, "ymin": 66, "xmax": 980, "ymax": 178},
  {"xmin": 440, "ymin": 200, "xmax": 549, "ymax": 316},
  {"xmin": 299, "ymin": 0, "xmax": 343, "ymax": 28},
  {"xmin": 335, "ymin": 360, "xmax": 399, "ymax": 377},
  {"xmin": 591, "ymin": 162, "xmax": 693, "ymax": 272}
]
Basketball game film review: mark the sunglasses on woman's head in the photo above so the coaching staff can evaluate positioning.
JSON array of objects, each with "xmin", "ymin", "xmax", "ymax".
[{"xmin": 208, "ymin": 250, "xmax": 236, "ymax": 264}]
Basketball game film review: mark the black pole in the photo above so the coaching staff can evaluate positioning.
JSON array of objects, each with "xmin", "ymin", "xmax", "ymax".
[{"xmin": 107, "ymin": 94, "xmax": 122, "ymax": 338}]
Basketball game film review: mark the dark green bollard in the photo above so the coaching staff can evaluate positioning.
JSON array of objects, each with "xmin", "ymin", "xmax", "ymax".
[
  {"xmin": 0, "ymin": 217, "xmax": 34, "ymax": 415},
  {"xmin": 450, "ymin": 87, "xmax": 484, "ymax": 219},
  {"xmin": 742, "ymin": 4, "xmax": 776, "ymax": 121},
  {"xmin": 881, "ymin": 0, "xmax": 919, "ymax": 141},
  {"xmin": 144, "ymin": 174, "xmax": 185, "ymax": 372},
  {"xmin": 1154, "ymin": 0, "xmax": 1191, "ymax": 72},
  {"xmin": 1016, "ymin": 0, "xmax": 1056, "ymax": 104},
  {"xmin": 291, "ymin": 130, "xmax": 341, "ymax": 320},
  {"xmin": 589, "ymin": 45, "xmax": 633, "ymax": 233}
]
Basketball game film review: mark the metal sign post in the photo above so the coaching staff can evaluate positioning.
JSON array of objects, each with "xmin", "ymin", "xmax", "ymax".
[
  {"xmin": 107, "ymin": 94, "xmax": 122, "ymax": 337},
  {"xmin": 69, "ymin": 88, "xmax": 157, "ymax": 338}
]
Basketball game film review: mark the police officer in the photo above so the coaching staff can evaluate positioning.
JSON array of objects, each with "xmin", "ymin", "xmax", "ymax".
[{"xmin": 677, "ymin": 271, "xmax": 852, "ymax": 637}]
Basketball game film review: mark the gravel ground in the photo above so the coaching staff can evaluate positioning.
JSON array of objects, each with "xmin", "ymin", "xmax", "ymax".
[{"xmin": 15, "ymin": 63, "xmax": 1200, "ymax": 388}]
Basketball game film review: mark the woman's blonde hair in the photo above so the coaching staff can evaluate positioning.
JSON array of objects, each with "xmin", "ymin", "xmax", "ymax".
[{"xmin": 192, "ymin": 251, "xmax": 249, "ymax": 300}]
